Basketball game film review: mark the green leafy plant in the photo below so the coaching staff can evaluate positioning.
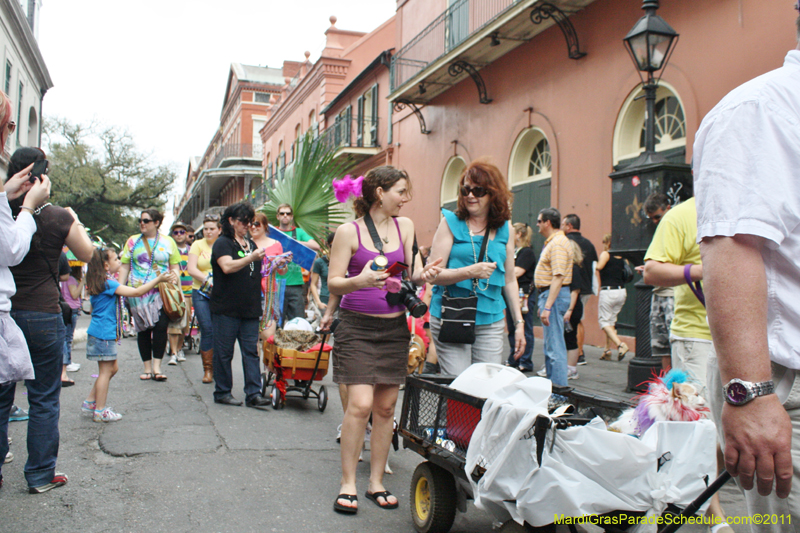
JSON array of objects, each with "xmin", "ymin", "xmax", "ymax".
[{"xmin": 260, "ymin": 131, "xmax": 354, "ymax": 247}]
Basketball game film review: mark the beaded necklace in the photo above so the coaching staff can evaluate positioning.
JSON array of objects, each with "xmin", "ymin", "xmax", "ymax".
[{"xmin": 469, "ymin": 228, "xmax": 490, "ymax": 292}]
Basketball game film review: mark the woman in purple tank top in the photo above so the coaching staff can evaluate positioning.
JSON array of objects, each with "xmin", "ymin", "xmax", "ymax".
[{"xmin": 327, "ymin": 166, "xmax": 441, "ymax": 514}]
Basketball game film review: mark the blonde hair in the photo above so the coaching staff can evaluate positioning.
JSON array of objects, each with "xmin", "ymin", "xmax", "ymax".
[
  {"xmin": 571, "ymin": 240, "xmax": 583, "ymax": 266},
  {"xmin": 513, "ymin": 222, "xmax": 532, "ymax": 248}
]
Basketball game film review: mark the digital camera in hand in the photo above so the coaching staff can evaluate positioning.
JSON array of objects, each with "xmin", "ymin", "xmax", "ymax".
[{"xmin": 385, "ymin": 279, "xmax": 427, "ymax": 318}]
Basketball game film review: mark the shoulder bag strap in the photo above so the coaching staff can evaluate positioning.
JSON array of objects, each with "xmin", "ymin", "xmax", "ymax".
[
  {"xmin": 362, "ymin": 212, "xmax": 385, "ymax": 256},
  {"xmin": 37, "ymin": 248, "xmax": 65, "ymax": 302},
  {"xmin": 138, "ymin": 233, "xmax": 158, "ymax": 282}
]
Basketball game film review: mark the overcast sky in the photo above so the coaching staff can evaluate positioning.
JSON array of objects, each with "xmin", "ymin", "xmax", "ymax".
[{"xmin": 36, "ymin": 0, "xmax": 396, "ymax": 213}]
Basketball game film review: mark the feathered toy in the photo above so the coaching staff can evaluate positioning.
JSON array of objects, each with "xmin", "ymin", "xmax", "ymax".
[
  {"xmin": 609, "ymin": 369, "xmax": 710, "ymax": 437},
  {"xmin": 332, "ymin": 175, "xmax": 364, "ymax": 203}
]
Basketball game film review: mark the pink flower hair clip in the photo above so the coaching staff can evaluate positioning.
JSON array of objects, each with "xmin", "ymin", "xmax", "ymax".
[{"xmin": 332, "ymin": 175, "xmax": 364, "ymax": 203}]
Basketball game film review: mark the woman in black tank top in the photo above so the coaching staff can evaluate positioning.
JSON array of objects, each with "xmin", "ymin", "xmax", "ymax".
[{"xmin": 596, "ymin": 233, "xmax": 629, "ymax": 361}]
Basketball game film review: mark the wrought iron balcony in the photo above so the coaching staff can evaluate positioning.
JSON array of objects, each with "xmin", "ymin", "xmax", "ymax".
[
  {"xmin": 318, "ymin": 114, "xmax": 381, "ymax": 161},
  {"xmin": 210, "ymin": 143, "xmax": 264, "ymax": 169},
  {"xmin": 390, "ymin": 0, "xmax": 595, "ymax": 104}
]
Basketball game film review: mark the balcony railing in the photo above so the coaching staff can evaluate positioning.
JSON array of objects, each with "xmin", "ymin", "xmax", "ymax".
[
  {"xmin": 210, "ymin": 143, "xmax": 264, "ymax": 169},
  {"xmin": 318, "ymin": 114, "xmax": 380, "ymax": 153},
  {"xmin": 391, "ymin": 0, "xmax": 521, "ymax": 92}
]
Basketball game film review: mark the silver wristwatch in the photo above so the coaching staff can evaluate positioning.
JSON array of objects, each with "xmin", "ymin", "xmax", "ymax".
[{"xmin": 722, "ymin": 378, "xmax": 775, "ymax": 406}]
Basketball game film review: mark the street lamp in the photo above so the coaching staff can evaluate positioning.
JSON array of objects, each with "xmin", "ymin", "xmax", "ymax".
[
  {"xmin": 609, "ymin": 0, "xmax": 690, "ymax": 392},
  {"xmin": 623, "ymin": 0, "xmax": 679, "ymax": 161}
]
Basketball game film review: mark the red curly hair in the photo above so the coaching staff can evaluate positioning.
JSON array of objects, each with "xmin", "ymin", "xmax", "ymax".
[{"xmin": 454, "ymin": 158, "xmax": 512, "ymax": 230}]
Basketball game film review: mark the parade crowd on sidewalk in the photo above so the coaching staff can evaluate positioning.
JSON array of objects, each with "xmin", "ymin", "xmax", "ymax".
[{"xmin": 3, "ymin": 19, "xmax": 800, "ymax": 529}]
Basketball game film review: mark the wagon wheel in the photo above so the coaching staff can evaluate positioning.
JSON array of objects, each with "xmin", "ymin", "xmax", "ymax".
[
  {"xmin": 410, "ymin": 461, "xmax": 457, "ymax": 533},
  {"xmin": 270, "ymin": 385, "xmax": 282, "ymax": 410},
  {"xmin": 317, "ymin": 385, "xmax": 327, "ymax": 412}
]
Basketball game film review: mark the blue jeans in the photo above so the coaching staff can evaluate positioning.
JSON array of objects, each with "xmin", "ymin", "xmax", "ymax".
[
  {"xmin": 63, "ymin": 308, "xmax": 80, "ymax": 365},
  {"xmin": 192, "ymin": 291, "xmax": 213, "ymax": 351},
  {"xmin": 211, "ymin": 314, "xmax": 261, "ymax": 401},
  {"xmin": 0, "ymin": 310, "xmax": 65, "ymax": 488},
  {"xmin": 506, "ymin": 293, "xmax": 534, "ymax": 369},
  {"xmin": 538, "ymin": 287, "xmax": 570, "ymax": 387}
]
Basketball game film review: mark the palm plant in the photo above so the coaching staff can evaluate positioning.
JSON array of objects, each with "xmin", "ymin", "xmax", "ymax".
[{"xmin": 260, "ymin": 131, "xmax": 354, "ymax": 247}]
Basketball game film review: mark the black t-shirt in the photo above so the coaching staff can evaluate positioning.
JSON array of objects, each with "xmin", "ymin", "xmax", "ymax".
[
  {"xmin": 600, "ymin": 255, "xmax": 627, "ymax": 287},
  {"xmin": 10, "ymin": 205, "xmax": 74, "ymax": 313},
  {"xmin": 210, "ymin": 235, "xmax": 263, "ymax": 318},
  {"xmin": 514, "ymin": 247, "xmax": 536, "ymax": 292},
  {"xmin": 566, "ymin": 232, "xmax": 598, "ymax": 296}
]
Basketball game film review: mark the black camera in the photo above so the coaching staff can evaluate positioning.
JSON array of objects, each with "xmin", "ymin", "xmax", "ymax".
[{"xmin": 385, "ymin": 279, "xmax": 428, "ymax": 318}]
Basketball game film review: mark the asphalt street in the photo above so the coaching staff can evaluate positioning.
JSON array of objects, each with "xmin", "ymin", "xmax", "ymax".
[{"xmin": 1, "ymin": 314, "xmax": 745, "ymax": 533}]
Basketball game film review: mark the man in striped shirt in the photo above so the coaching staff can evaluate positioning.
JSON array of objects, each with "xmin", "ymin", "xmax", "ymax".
[{"xmin": 533, "ymin": 207, "xmax": 573, "ymax": 387}]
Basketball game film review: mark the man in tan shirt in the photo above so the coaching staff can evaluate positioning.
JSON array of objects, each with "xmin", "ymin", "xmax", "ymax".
[{"xmin": 533, "ymin": 207, "xmax": 572, "ymax": 387}]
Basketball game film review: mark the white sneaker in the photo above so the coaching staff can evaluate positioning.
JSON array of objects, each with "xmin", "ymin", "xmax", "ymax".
[
  {"xmin": 567, "ymin": 369, "xmax": 579, "ymax": 380},
  {"xmin": 4, "ymin": 451, "xmax": 12, "ymax": 464},
  {"xmin": 537, "ymin": 368, "xmax": 548, "ymax": 378},
  {"xmin": 93, "ymin": 407, "xmax": 122, "ymax": 423},
  {"xmin": 66, "ymin": 363, "xmax": 81, "ymax": 372},
  {"xmin": 167, "ymin": 354, "xmax": 178, "ymax": 366},
  {"xmin": 176, "ymin": 350, "xmax": 186, "ymax": 362},
  {"xmin": 336, "ymin": 424, "xmax": 342, "ymax": 443}
]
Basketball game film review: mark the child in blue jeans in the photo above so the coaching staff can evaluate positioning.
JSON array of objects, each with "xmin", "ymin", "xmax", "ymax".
[{"xmin": 82, "ymin": 248, "xmax": 176, "ymax": 422}]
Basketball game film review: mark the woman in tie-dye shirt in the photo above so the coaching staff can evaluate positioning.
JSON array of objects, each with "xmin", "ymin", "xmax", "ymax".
[{"xmin": 119, "ymin": 209, "xmax": 180, "ymax": 381}]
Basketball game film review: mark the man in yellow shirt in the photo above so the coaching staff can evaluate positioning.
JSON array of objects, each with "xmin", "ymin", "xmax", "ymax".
[
  {"xmin": 643, "ymin": 197, "xmax": 731, "ymax": 530},
  {"xmin": 643, "ymin": 197, "xmax": 709, "ymax": 392},
  {"xmin": 533, "ymin": 208, "xmax": 572, "ymax": 387}
]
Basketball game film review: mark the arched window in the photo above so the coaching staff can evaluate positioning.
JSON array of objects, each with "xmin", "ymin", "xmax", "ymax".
[
  {"xmin": 528, "ymin": 138, "xmax": 551, "ymax": 180},
  {"xmin": 440, "ymin": 156, "xmax": 466, "ymax": 213},
  {"xmin": 613, "ymin": 82, "xmax": 687, "ymax": 166},
  {"xmin": 508, "ymin": 127, "xmax": 553, "ymax": 250}
]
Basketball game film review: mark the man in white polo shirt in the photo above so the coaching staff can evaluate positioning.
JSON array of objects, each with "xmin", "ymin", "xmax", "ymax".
[{"xmin": 695, "ymin": 11, "xmax": 800, "ymax": 527}]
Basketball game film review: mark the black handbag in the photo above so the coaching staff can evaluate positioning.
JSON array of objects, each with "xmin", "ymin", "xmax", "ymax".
[
  {"xmin": 41, "ymin": 249, "xmax": 73, "ymax": 326},
  {"xmin": 438, "ymin": 229, "xmax": 489, "ymax": 344}
]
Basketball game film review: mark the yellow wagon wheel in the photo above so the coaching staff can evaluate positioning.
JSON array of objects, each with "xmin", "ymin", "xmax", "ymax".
[{"xmin": 410, "ymin": 461, "xmax": 457, "ymax": 533}]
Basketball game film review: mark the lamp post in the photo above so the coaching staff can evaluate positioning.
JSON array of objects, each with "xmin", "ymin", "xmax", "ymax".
[
  {"xmin": 623, "ymin": 0, "xmax": 679, "ymax": 164},
  {"xmin": 609, "ymin": 0, "xmax": 691, "ymax": 392}
]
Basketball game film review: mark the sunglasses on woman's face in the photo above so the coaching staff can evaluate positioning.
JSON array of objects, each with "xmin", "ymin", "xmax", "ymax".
[
  {"xmin": 460, "ymin": 185, "xmax": 488, "ymax": 198},
  {"xmin": 6, "ymin": 121, "xmax": 16, "ymax": 134},
  {"xmin": 139, "ymin": 218, "xmax": 154, "ymax": 224},
  {"xmin": 250, "ymin": 222, "xmax": 262, "ymax": 228},
  {"xmin": 237, "ymin": 218, "xmax": 253, "ymax": 225}
]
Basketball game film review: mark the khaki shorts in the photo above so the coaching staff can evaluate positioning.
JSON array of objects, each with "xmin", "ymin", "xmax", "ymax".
[{"xmin": 167, "ymin": 294, "xmax": 191, "ymax": 334}]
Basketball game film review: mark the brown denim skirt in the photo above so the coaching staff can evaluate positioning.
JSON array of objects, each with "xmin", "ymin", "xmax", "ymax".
[{"xmin": 332, "ymin": 308, "xmax": 410, "ymax": 385}]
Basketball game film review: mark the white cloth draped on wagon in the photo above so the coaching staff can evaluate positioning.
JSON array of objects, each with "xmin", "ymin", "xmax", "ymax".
[{"xmin": 464, "ymin": 377, "xmax": 716, "ymax": 532}]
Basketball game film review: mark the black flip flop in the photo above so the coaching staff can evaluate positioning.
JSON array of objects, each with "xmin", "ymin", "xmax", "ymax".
[
  {"xmin": 333, "ymin": 493, "xmax": 357, "ymax": 514},
  {"xmin": 364, "ymin": 490, "xmax": 398, "ymax": 509},
  {"xmin": 61, "ymin": 380, "xmax": 75, "ymax": 387}
]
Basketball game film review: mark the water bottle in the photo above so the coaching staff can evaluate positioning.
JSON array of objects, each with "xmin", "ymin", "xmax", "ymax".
[{"xmin": 520, "ymin": 288, "xmax": 528, "ymax": 314}]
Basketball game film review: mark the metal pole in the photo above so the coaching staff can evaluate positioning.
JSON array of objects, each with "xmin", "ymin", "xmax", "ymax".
[{"xmin": 643, "ymin": 81, "xmax": 657, "ymax": 154}]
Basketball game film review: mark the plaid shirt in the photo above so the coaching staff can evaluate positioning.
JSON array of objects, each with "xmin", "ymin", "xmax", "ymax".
[{"xmin": 534, "ymin": 231, "xmax": 573, "ymax": 288}]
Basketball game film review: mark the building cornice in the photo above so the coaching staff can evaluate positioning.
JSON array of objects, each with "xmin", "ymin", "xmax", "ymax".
[
  {"xmin": 0, "ymin": 1, "xmax": 53, "ymax": 93},
  {"xmin": 261, "ymin": 56, "xmax": 351, "ymax": 139}
]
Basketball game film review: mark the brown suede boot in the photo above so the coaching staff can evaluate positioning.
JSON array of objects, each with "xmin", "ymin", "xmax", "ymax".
[{"xmin": 200, "ymin": 349, "xmax": 214, "ymax": 383}]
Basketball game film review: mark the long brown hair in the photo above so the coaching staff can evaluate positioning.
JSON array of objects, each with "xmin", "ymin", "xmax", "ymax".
[
  {"xmin": 455, "ymin": 158, "xmax": 512, "ymax": 230},
  {"xmin": 353, "ymin": 166, "xmax": 411, "ymax": 218},
  {"xmin": 85, "ymin": 248, "xmax": 112, "ymax": 296}
]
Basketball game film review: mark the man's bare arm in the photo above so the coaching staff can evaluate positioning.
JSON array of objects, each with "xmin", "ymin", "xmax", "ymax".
[{"xmin": 701, "ymin": 234, "xmax": 792, "ymax": 498}]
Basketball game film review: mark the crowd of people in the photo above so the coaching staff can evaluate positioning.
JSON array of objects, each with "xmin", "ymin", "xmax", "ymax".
[{"xmin": 1, "ymin": 19, "xmax": 799, "ymax": 528}]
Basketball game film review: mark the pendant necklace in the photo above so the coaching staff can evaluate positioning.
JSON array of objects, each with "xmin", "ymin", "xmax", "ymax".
[{"xmin": 379, "ymin": 217, "xmax": 390, "ymax": 244}]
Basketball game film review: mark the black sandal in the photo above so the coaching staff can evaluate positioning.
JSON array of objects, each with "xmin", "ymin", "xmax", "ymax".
[
  {"xmin": 333, "ymin": 493, "xmax": 357, "ymax": 514},
  {"xmin": 365, "ymin": 490, "xmax": 398, "ymax": 509}
]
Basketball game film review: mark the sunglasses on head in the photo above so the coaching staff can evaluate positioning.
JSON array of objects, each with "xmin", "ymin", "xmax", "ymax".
[
  {"xmin": 172, "ymin": 229, "xmax": 186, "ymax": 235},
  {"xmin": 278, "ymin": 211, "xmax": 292, "ymax": 216},
  {"xmin": 139, "ymin": 218, "xmax": 154, "ymax": 224},
  {"xmin": 460, "ymin": 185, "xmax": 488, "ymax": 198},
  {"xmin": 204, "ymin": 214, "xmax": 220, "ymax": 222}
]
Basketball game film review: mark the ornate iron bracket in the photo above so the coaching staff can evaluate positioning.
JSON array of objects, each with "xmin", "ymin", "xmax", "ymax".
[
  {"xmin": 393, "ymin": 99, "xmax": 431, "ymax": 135},
  {"xmin": 448, "ymin": 61, "xmax": 492, "ymax": 104},
  {"xmin": 530, "ymin": 3, "xmax": 586, "ymax": 60}
]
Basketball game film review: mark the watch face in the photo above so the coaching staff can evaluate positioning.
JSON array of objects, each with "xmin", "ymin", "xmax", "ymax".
[{"xmin": 727, "ymin": 382, "xmax": 749, "ymax": 404}]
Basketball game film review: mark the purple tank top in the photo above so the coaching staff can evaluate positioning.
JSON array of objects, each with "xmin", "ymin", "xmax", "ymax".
[{"xmin": 340, "ymin": 218, "xmax": 406, "ymax": 315}]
